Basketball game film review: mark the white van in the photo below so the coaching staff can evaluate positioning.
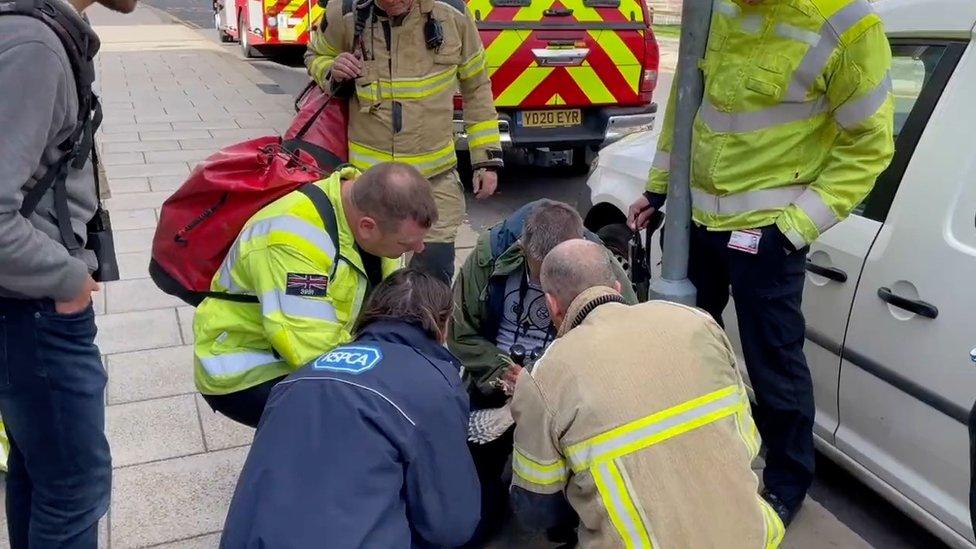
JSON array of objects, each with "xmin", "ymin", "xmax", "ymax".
[{"xmin": 579, "ymin": 1, "xmax": 976, "ymax": 547}]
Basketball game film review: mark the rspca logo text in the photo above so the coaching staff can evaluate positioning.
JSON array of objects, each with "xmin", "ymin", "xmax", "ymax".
[{"xmin": 313, "ymin": 346, "xmax": 383, "ymax": 374}]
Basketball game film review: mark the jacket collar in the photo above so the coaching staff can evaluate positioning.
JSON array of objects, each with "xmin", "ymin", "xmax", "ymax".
[
  {"xmin": 489, "ymin": 242, "xmax": 526, "ymax": 279},
  {"xmin": 557, "ymin": 286, "xmax": 628, "ymax": 337},
  {"xmin": 356, "ymin": 320, "xmax": 462, "ymax": 371}
]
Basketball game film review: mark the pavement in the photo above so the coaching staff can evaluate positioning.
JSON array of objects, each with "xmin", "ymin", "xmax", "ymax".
[{"xmin": 0, "ymin": 4, "xmax": 889, "ymax": 548}]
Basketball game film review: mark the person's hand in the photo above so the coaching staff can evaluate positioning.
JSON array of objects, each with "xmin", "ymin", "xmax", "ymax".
[
  {"xmin": 330, "ymin": 52, "xmax": 365, "ymax": 82},
  {"xmin": 472, "ymin": 168, "xmax": 498, "ymax": 200},
  {"xmin": 500, "ymin": 363, "xmax": 524, "ymax": 396},
  {"xmin": 56, "ymin": 276, "xmax": 100, "ymax": 315},
  {"xmin": 628, "ymin": 194, "xmax": 656, "ymax": 231}
]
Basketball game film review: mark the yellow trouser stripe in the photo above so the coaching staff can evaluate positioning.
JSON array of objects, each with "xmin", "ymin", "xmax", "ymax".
[
  {"xmin": 594, "ymin": 460, "xmax": 653, "ymax": 548},
  {"xmin": 349, "ymin": 141, "xmax": 456, "ymax": 176},
  {"xmin": 566, "ymin": 385, "xmax": 747, "ymax": 472},
  {"xmin": 512, "ymin": 448, "xmax": 569, "ymax": 486},
  {"xmin": 759, "ymin": 496, "xmax": 786, "ymax": 548}
]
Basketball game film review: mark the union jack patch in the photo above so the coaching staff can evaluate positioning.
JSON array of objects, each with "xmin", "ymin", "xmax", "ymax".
[{"xmin": 285, "ymin": 273, "xmax": 329, "ymax": 297}]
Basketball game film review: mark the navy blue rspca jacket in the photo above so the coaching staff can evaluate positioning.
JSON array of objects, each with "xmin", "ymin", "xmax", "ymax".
[{"xmin": 219, "ymin": 321, "xmax": 481, "ymax": 549}]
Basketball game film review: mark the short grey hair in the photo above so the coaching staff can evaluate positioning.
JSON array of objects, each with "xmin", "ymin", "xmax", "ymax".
[
  {"xmin": 540, "ymin": 239, "xmax": 617, "ymax": 307},
  {"xmin": 521, "ymin": 200, "xmax": 585, "ymax": 262}
]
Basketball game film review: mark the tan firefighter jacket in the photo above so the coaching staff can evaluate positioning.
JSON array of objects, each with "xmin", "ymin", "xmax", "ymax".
[
  {"xmin": 510, "ymin": 287, "xmax": 785, "ymax": 548},
  {"xmin": 306, "ymin": 0, "xmax": 502, "ymax": 177}
]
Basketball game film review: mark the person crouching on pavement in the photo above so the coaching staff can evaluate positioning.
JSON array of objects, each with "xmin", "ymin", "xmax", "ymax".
[
  {"xmin": 220, "ymin": 269, "xmax": 480, "ymax": 548},
  {"xmin": 509, "ymin": 239, "xmax": 786, "ymax": 548},
  {"xmin": 448, "ymin": 199, "xmax": 636, "ymax": 544}
]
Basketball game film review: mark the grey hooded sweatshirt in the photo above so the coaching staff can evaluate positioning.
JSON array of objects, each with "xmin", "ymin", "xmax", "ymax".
[{"xmin": 0, "ymin": 5, "xmax": 99, "ymax": 302}]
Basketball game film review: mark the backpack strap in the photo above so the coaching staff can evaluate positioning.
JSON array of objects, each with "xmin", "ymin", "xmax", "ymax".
[{"xmin": 297, "ymin": 182, "xmax": 342, "ymax": 279}]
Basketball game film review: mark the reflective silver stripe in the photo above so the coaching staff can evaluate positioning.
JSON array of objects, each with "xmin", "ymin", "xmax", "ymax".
[
  {"xmin": 512, "ymin": 449, "xmax": 569, "ymax": 485},
  {"xmin": 595, "ymin": 462, "xmax": 647, "ymax": 546},
  {"xmin": 713, "ymin": 0, "xmax": 739, "ymax": 18},
  {"xmin": 568, "ymin": 390, "xmax": 743, "ymax": 469},
  {"xmin": 698, "ymin": 96, "xmax": 828, "ymax": 133},
  {"xmin": 692, "ymin": 185, "xmax": 805, "ymax": 216},
  {"xmin": 793, "ymin": 188, "xmax": 839, "ymax": 232},
  {"xmin": 199, "ymin": 351, "xmax": 279, "ymax": 377},
  {"xmin": 261, "ymin": 290, "xmax": 338, "ymax": 321},
  {"xmin": 775, "ymin": 23, "xmax": 820, "ymax": 46},
  {"xmin": 835, "ymin": 74, "xmax": 891, "ymax": 130},
  {"xmin": 785, "ymin": 0, "xmax": 876, "ymax": 101},
  {"xmin": 740, "ymin": 14, "xmax": 764, "ymax": 34},
  {"xmin": 651, "ymin": 150, "xmax": 670, "ymax": 171}
]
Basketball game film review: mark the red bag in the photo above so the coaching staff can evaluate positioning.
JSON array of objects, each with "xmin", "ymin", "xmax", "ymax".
[
  {"xmin": 150, "ymin": 83, "xmax": 350, "ymax": 306},
  {"xmin": 282, "ymin": 83, "xmax": 349, "ymax": 171},
  {"xmin": 149, "ymin": 138, "xmax": 326, "ymax": 305}
]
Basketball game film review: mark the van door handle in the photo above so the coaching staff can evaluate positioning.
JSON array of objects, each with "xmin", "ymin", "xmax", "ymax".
[
  {"xmin": 877, "ymin": 287, "xmax": 939, "ymax": 319},
  {"xmin": 544, "ymin": 8, "xmax": 574, "ymax": 16},
  {"xmin": 805, "ymin": 261, "xmax": 847, "ymax": 283}
]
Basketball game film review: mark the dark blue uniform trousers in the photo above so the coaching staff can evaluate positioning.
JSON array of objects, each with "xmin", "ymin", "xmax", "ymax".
[
  {"xmin": 0, "ymin": 298, "xmax": 111, "ymax": 549},
  {"xmin": 687, "ymin": 223, "xmax": 815, "ymax": 511}
]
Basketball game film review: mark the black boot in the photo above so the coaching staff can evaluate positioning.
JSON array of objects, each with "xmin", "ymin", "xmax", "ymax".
[{"xmin": 409, "ymin": 242, "xmax": 455, "ymax": 284}]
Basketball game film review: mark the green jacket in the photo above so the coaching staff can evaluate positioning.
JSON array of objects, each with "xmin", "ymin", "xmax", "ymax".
[{"xmin": 449, "ymin": 229, "xmax": 637, "ymax": 405}]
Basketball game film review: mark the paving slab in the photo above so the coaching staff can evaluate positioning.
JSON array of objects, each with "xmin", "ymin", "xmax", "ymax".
[
  {"xmin": 105, "ymin": 277, "xmax": 186, "ymax": 313},
  {"xmin": 103, "ymin": 140, "xmax": 182, "ymax": 153},
  {"xmin": 106, "ymin": 394, "xmax": 205, "ymax": 467},
  {"xmin": 107, "ymin": 345, "xmax": 197, "ymax": 405},
  {"xmin": 108, "ymin": 176, "xmax": 151, "ymax": 194},
  {"xmin": 177, "ymin": 306, "xmax": 195, "ymax": 345},
  {"xmin": 110, "ymin": 447, "xmax": 248, "ymax": 548},
  {"xmin": 195, "ymin": 395, "xmax": 255, "ymax": 452},
  {"xmin": 116, "ymin": 250, "xmax": 152, "ymax": 280},
  {"xmin": 95, "ymin": 309, "xmax": 182, "ymax": 355},
  {"xmin": 105, "ymin": 191, "xmax": 174, "ymax": 211},
  {"xmin": 152, "ymin": 532, "xmax": 223, "ymax": 548},
  {"xmin": 112, "ymin": 227, "xmax": 156, "ymax": 254},
  {"xmin": 109, "ymin": 208, "xmax": 157, "ymax": 231},
  {"xmin": 106, "ymin": 162, "xmax": 189, "ymax": 180},
  {"xmin": 150, "ymin": 174, "xmax": 189, "ymax": 191}
]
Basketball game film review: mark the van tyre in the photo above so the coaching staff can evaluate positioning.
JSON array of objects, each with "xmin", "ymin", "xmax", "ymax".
[{"xmin": 596, "ymin": 222, "xmax": 632, "ymax": 275}]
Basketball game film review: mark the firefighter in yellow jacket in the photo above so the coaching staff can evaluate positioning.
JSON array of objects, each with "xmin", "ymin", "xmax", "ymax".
[
  {"xmin": 628, "ymin": 0, "xmax": 895, "ymax": 525},
  {"xmin": 510, "ymin": 240, "xmax": 784, "ymax": 548},
  {"xmin": 306, "ymin": 0, "xmax": 503, "ymax": 282},
  {"xmin": 193, "ymin": 163, "xmax": 437, "ymax": 427}
]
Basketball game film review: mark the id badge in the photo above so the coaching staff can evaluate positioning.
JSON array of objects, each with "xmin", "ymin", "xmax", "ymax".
[{"xmin": 727, "ymin": 229, "xmax": 762, "ymax": 254}]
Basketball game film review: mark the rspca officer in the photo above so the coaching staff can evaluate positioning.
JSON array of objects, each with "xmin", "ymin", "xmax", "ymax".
[{"xmin": 220, "ymin": 269, "xmax": 480, "ymax": 548}]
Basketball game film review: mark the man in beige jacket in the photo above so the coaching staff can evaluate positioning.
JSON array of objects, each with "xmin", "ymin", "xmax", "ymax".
[{"xmin": 509, "ymin": 239, "xmax": 785, "ymax": 548}]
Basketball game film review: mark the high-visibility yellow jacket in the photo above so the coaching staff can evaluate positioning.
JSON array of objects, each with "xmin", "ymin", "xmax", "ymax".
[
  {"xmin": 193, "ymin": 167, "xmax": 401, "ymax": 395},
  {"xmin": 647, "ymin": 0, "xmax": 894, "ymax": 249},
  {"xmin": 306, "ymin": 0, "xmax": 503, "ymax": 177},
  {"xmin": 510, "ymin": 287, "xmax": 783, "ymax": 548}
]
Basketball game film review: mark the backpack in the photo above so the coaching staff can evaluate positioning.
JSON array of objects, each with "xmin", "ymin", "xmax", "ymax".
[
  {"xmin": 148, "ymin": 140, "xmax": 348, "ymax": 307},
  {"xmin": 1, "ymin": 0, "xmax": 119, "ymax": 281}
]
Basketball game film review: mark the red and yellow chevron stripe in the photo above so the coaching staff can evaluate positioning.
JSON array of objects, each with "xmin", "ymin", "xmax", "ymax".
[
  {"xmin": 471, "ymin": 0, "xmax": 648, "ymax": 108},
  {"xmin": 259, "ymin": 0, "xmax": 321, "ymax": 45}
]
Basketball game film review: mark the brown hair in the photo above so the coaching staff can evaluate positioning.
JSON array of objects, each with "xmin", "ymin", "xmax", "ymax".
[
  {"xmin": 354, "ymin": 268, "xmax": 453, "ymax": 340},
  {"xmin": 521, "ymin": 200, "xmax": 585, "ymax": 262},
  {"xmin": 351, "ymin": 162, "xmax": 438, "ymax": 233}
]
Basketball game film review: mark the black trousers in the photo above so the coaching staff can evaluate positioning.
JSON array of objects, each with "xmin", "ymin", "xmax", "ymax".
[
  {"xmin": 688, "ymin": 223, "xmax": 815, "ymax": 511},
  {"xmin": 202, "ymin": 376, "xmax": 286, "ymax": 428},
  {"xmin": 464, "ymin": 426, "xmax": 514, "ymax": 546}
]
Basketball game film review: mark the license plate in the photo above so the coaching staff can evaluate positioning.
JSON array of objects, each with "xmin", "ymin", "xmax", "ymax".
[{"xmin": 518, "ymin": 109, "xmax": 582, "ymax": 128}]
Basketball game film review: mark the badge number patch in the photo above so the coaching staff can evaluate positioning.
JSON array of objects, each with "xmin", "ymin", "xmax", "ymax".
[
  {"xmin": 286, "ymin": 273, "xmax": 329, "ymax": 297},
  {"xmin": 727, "ymin": 229, "xmax": 762, "ymax": 255},
  {"xmin": 313, "ymin": 346, "xmax": 383, "ymax": 374}
]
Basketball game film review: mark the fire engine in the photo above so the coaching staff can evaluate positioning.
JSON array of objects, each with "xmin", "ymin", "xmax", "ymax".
[{"xmin": 213, "ymin": 0, "xmax": 324, "ymax": 56}]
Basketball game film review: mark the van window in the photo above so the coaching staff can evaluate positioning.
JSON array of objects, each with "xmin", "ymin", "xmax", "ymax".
[{"xmin": 853, "ymin": 43, "xmax": 953, "ymax": 221}]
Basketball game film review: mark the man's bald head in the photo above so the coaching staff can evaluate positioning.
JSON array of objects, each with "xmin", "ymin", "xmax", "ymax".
[
  {"xmin": 541, "ymin": 239, "xmax": 618, "ymax": 309},
  {"xmin": 351, "ymin": 162, "xmax": 437, "ymax": 233}
]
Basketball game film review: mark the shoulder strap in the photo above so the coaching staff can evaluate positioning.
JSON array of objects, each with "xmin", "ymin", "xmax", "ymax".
[{"xmin": 297, "ymin": 182, "xmax": 342, "ymax": 276}]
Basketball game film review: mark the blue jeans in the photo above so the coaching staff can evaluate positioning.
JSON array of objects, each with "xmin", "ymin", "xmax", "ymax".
[{"xmin": 0, "ymin": 297, "xmax": 111, "ymax": 548}]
